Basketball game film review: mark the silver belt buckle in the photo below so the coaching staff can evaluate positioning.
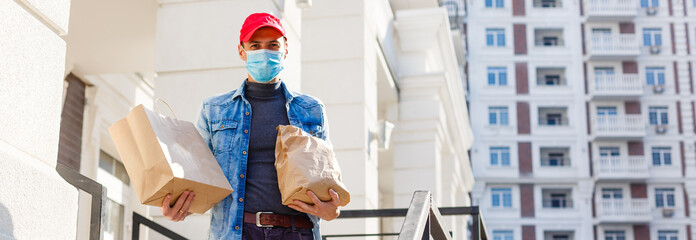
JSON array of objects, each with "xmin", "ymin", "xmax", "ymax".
[{"xmin": 256, "ymin": 212, "xmax": 274, "ymax": 227}]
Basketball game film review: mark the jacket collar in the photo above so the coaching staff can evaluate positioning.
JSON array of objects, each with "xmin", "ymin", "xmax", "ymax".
[{"xmin": 231, "ymin": 78, "xmax": 296, "ymax": 104}]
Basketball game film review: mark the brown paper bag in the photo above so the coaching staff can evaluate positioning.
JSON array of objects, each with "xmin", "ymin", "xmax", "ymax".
[
  {"xmin": 108, "ymin": 104, "xmax": 233, "ymax": 214},
  {"xmin": 275, "ymin": 125, "xmax": 350, "ymax": 207}
]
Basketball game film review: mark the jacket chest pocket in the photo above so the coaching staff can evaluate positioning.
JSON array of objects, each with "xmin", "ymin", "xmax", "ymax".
[
  {"xmin": 211, "ymin": 120, "xmax": 239, "ymax": 153},
  {"xmin": 302, "ymin": 123, "xmax": 324, "ymax": 140}
]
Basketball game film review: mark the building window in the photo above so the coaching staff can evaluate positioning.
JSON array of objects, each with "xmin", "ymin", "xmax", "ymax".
[
  {"xmin": 643, "ymin": 28, "xmax": 663, "ymax": 46},
  {"xmin": 490, "ymin": 146, "xmax": 511, "ymax": 166},
  {"xmin": 540, "ymin": 147, "xmax": 570, "ymax": 167},
  {"xmin": 535, "ymin": 29, "xmax": 564, "ymax": 47},
  {"xmin": 489, "ymin": 106, "xmax": 509, "ymax": 126},
  {"xmin": 601, "ymin": 188, "xmax": 623, "ymax": 200},
  {"xmin": 486, "ymin": 0, "xmax": 505, "ymax": 8},
  {"xmin": 645, "ymin": 67, "xmax": 666, "ymax": 86},
  {"xmin": 488, "ymin": 67, "xmax": 508, "ymax": 85},
  {"xmin": 534, "ymin": 0, "xmax": 562, "ymax": 8},
  {"xmin": 648, "ymin": 106, "xmax": 669, "ymax": 125},
  {"xmin": 104, "ymin": 198, "xmax": 125, "ymax": 240},
  {"xmin": 536, "ymin": 67, "xmax": 566, "ymax": 86},
  {"xmin": 655, "ymin": 188, "xmax": 676, "ymax": 207},
  {"xmin": 542, "ymin": 189, "xmax": 572, "ymax": 208},
  {"xmin": 539, "ymin": 107, "xmax": 568, "ymax": 126},
  {"xmin": 491, "ymin": 188, "xmax": 513, "ymax": 208},
  {"xmin": 658, "ymin": 230, "xmax": 679, "ymax": 240},
  {"xmin": 493, "ymin": 230, "xmax": 514, "ymax": 240},
  {"xmin": 99, "ymin": 150, "xmax": 130, "ymax": 185},
  {"xmin": 486, "ymin": 28, "xmax": 506, "ymax": 47},
  {"xmin": 604, "ymin": 230, "xmax": 626, "ymax": 240},
  {"xmin": 641, "ymin": 0, "xmax": 659, "ymax": 7},
  {"xmin": 651, "ymin": 147, "xmax": 672, "ymax": 166},
  {"xmin": 599, "ymin": 146, "xmax": 620, "ymax": 157},
  {"xmin": 544, "ymin": 231, "xmax": 574, "ymax": 240}
]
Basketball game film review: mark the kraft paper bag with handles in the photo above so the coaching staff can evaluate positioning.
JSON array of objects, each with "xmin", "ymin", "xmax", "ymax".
[
  {"xmin": 108, "ymin": 99, "xmax": 234, "ymax": 214},
  {"xmin": 275, "ymin": 125, "xmax": 350, "ymax": 207}
]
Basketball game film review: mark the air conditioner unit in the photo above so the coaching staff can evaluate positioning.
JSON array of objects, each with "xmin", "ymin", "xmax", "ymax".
[
  {"xmin": 646, "ymin": 7, "xmax": 658, "ymax": 15},
  {"xmin": 652, "ymin": 84, "xmax": 665, "ymax": 94},
  {"xmin": 655, "ymin": 124, "xmax": 668, "ymax": 134},
  {"xmin": 662, "ymin": 207, "xmax": 675, "ymax": 217},
  {"xmin": 649, "ymin": 45, "xmax": 662, "ymax": 54}
]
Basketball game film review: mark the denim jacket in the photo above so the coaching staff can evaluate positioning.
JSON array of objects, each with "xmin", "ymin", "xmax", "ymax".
[{"xmin": 195, "ymin": 80, "xmax": 329, "ymax": 239}]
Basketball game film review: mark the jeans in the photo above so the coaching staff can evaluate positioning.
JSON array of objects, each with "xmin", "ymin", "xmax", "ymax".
[{"xmin": 241, "ymin": 222, "xmax": 314, "ymax": 240}]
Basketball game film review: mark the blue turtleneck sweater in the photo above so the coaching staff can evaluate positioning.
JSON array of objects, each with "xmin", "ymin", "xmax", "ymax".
[{"xmin": 242, "ymin": 79, "xmax": 301, "ymax": 215}]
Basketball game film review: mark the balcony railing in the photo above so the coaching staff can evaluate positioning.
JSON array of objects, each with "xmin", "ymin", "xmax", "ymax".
[
  {"xmin": 540, "ymin": 157, "xmax": 571, "ymax": 167},
  {"xmin": 597, "ymin": 199, "xmax": 651, "ymax": 220},
  {"xmin": 592, "ymin": 115, "xmax": 645, "ymax": 137},
  {"xmin": 593, "ymin": 74, "xmax": 643, "ymax": 96},
  {"xmin": 594, "ymin": 156, "xmax": 649, "ymax": 178},
  {"xmin": 588, "ymin": 34, "xmax": 640, "ymax": 58},
  {"xmin": 585, "ymin": 0, "xmax": 638, "ymax": 19}
]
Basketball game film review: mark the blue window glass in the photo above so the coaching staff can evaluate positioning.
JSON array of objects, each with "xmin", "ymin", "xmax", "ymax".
[
  {"xmin": 495, "ymin": 0, "xmax": 504, "ymax": 8},
  {"xmin": 490, "ymin": 147, "xmax": 511, "ymax": 166},
  {"xmin": 655, "ymin": 188, "xmax": 675, "ymax": 207},
  {"xmin": 486, "ymin": 0, "xmax": 493, "ymax": 7},
  {"xmin": 643, "ymin": 28, "xmax": 662, "ymax": 46},
  {"xmin": 649, "ymin": 106, "xmax": 669, "ymax": 125},
  {"xmin": 645, "ymin": 67, "xmax": 666, "ymax": 86},
  {"xmin": 491, "ymin": 188, "xmax": 512, "ymax": 208},
  {"xmin": 487, "ymin": 67, "xmax": 508, "ymax": 86},
  {"xmin": 486, "ymin": 29, "xmax": 506, "ymax": 47},
  {"xmin": 652, "ymin": 147, "xmax": 672, "ymax": 166},
  {"xmin": 493, "ymin": 230, "xmax": 514, "ymax": 240}
]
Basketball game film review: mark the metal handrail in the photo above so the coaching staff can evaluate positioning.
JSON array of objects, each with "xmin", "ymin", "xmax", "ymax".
[
  {"xmin": 132, "ymin": 212, "xmax": 188, "ymax": 240},
  {"xmin": 56, "ymin": 162, "xmax": 106, "ymax": 240},
  {"xmin": 323, "ymin": 190, "xmax": 488, "ymax": 240}
]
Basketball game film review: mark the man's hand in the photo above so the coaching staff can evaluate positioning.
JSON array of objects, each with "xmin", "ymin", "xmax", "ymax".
[
  {"xmin": 161, "ymin": 190, "xmax": 195, "ymax": 222},
  {"xmin": 288, "ymin": 189, "xmax": 341, "ymax": 221}
]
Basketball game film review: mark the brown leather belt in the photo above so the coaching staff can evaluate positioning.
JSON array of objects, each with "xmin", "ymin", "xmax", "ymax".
[{"xmin": 243, "ymin": 212, "xmax": 313, "ymax": 229}]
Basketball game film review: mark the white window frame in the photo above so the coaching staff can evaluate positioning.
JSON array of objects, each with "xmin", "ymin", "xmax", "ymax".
[
  {"xmin": 491, "ymin": 188, "xmax": 513, "ymax": 208},
  {"xmin": 487, "ymin": 67, "xmax": 508, "ymax": 86},
  {"xmin": 489, "ymin": 106, "xmax": 510, "ymax": 126},
  {"xmin": 655, "ymin": 188, "xmax": 676, "ymax": 208},
  {"xmin": 490, "ymin": 146, "xmax": 511, "ymax": 166},
  {"xmin": 651, "ymin": 146, "xmax": 672, "ymax": 166},
  {"xmin": 486, "ymin": 28, "xmax": 506, "ymax": 47}
]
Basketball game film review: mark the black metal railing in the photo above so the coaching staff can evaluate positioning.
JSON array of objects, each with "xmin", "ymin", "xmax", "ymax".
[
  {"xmin": 132, "ymin": 212, "xmax": 188, "ymax": 240},
  {"xmin": 56, "ymin": 162, "xmax": 106, "ymax": 240},
  {"xmin": 322, "ymin": 190, "xmax": 488, "ymax": 240}
]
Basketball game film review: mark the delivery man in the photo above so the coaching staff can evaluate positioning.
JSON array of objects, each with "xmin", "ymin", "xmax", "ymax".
[{"xmin": 159, "ymin": 13, "xmax": 340, "ymax": 239}]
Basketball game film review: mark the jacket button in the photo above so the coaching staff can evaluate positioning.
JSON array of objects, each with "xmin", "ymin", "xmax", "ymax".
[
  {"xmin": 240, "ymin": 174, "xmax": 245, "ymax": 178},
  {"xmin": 309, "ymin": 131, "xmax": 313, "ymax": 134},
  {"xmin": 239, "ymin": 198, "xmax": 243, "ymax": 202},
  {"xmin": 245, "ymin": 112, "xmax": 250, "ymax": 116},
  {"xmin": 235, "ymin": 226, "xmax": 240, "ymax": 230},
  {"xmin": 242, "ymin": 151, "xmax": 247, "ymax": 155},
  {"xmin": 244, "ymin": 129, "xmax": 248, "ymax": 133},
  {"xmin": 220, "ymin": 125, "xmax": 224, "ymax": 128}
]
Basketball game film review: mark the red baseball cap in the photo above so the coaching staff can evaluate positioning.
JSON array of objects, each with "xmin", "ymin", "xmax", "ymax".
[{"xmin": 239, "ymin": 13, "xmax": 286, "ymax": 43}]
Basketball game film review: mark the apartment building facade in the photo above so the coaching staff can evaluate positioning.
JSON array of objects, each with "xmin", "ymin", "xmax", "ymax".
[{"xmin": 463, "ymin": 0, "xmax": 696, "ymax": 238}]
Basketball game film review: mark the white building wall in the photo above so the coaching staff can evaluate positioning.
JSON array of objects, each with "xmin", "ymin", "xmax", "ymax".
[{"xmin": 0, "ymin": 0, "xmax": 79, "ymax": 239}]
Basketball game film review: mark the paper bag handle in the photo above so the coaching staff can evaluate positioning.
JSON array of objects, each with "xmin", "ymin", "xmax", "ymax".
[{"xmin": 155, "ymin": 98, "xmax": 178, "ymax": 119}]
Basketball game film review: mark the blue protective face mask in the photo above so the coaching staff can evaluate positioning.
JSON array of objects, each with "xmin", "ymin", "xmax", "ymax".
[{"xmin": 244, "ymin": 49, "xmax": 285, "ymax": 83}]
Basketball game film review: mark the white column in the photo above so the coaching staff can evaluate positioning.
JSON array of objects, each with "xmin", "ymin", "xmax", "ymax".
[
  {"xmin": 301, "ymin": 0, "xmax": 382, "ymax": 237},
  {"xmin": 0, "ymin": 0, "xmax": 79, "ymax": 239}
]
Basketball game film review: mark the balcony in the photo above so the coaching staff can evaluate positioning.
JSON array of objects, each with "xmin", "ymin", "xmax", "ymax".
[
  {"xmin": 596, "ymin": 199, "xmax": 651, "ymax": 222},
  {"xmin": 594, "ymin": 156, "xmax": 649, "ymax": 179},
  {"xmin": 587, "ymin": 34, "xmax": 640, "ymax": 60},
  {"xmin": 584, "ymin": 0, "xmax": 638, "ymax": 21},
  {"xmin": 592, "ymin": 115, "xmax": 645, "ymax": 139},
  {"xmin": 590, "ymin": 74, "xmax": 643, "ymax": 99}
]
